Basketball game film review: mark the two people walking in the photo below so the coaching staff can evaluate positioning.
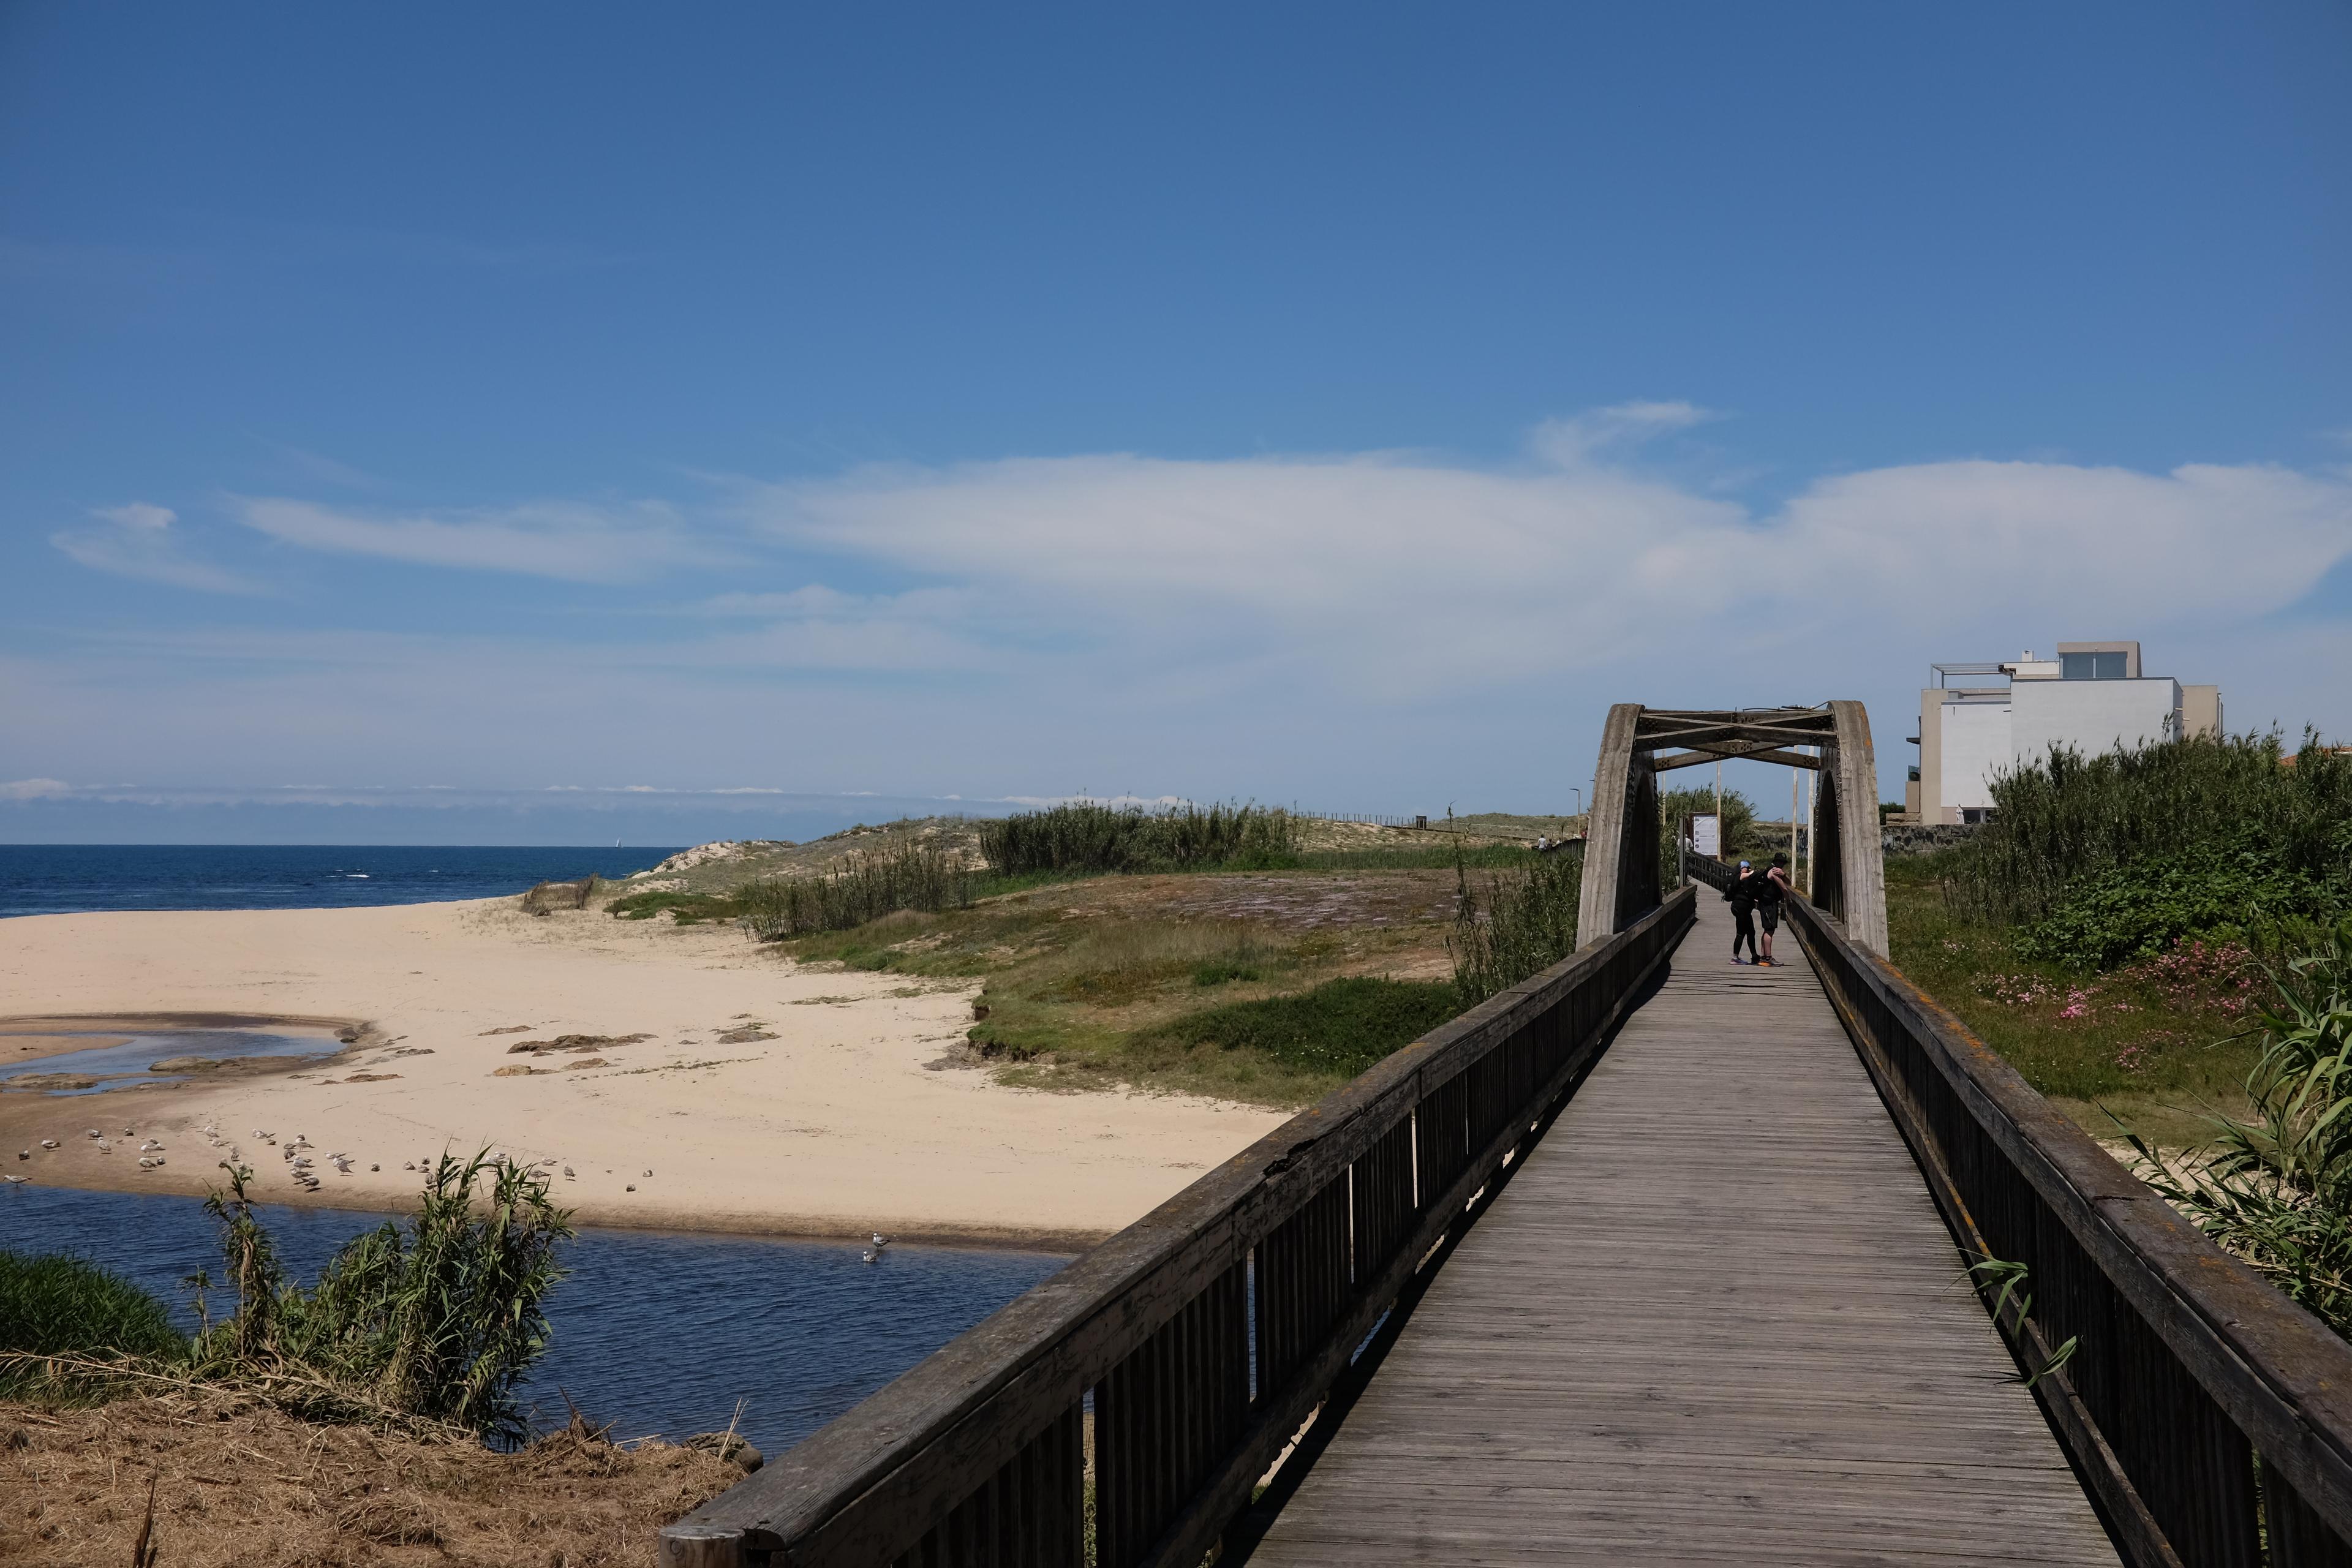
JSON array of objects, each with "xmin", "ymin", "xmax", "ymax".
[{"xmin": 1728, "ymin": 853, "xmax": 1793, "ymax": 966}]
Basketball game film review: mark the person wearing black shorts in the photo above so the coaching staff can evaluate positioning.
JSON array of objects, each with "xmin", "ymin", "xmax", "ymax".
[
  {"xmin": 1754, "ymin": 851, "xmax": 1793, "ymax": 966},
  {"xmin": 1727, "ymin": 859, "xmax": 1760, "ymax": 963}
]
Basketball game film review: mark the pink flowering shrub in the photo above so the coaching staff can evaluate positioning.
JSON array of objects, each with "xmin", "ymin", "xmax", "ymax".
[{"xmin": 2124, "ymin": 937, "xmax": 2261, "ymax": 1018}]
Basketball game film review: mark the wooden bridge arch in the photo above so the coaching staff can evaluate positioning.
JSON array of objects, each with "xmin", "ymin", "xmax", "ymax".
[{"xmin": 1577, "ymin": 700, "xmax": 1888, "ymax": 954}]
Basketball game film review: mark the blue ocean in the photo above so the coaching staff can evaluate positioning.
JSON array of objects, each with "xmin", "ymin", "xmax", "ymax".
[{"xmin": 0, "ymin": 843, "xmax": 686, "ymax": 919}]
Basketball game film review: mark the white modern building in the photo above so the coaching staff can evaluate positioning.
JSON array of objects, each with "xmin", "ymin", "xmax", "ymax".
[{"xmin": 1909, "ymin": 641, "xmax": 2223, "ymax": 824}]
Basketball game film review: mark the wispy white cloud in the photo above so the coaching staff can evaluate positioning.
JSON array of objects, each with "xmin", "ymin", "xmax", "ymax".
[
  {"xmin": 49, "ymin": 503, "xmax": 263, "ymax": 594},
  {"xmin": 732, "ymin": 440, "xmax": 2352, "ymax": 701},
  {"xmin": 1528, "ymin": 399, "xmax": 1719, "ymax": 465},
  {"xmin": 0, "ymin": 778, "xmax": 74, "ymax": 801},
  {"xmin": 232, "ymin": 496, "xmax": 716, "ymax": 582},
  {"xmin": 254, "ymin": 442, "xmax": 382, "ymax": 489},
  {"xmin": 15, "ymin": 411, "xmax": 2352, "ymax": 806}
]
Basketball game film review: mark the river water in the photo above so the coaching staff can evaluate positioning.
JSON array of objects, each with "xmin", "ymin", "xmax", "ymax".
[
  {"xmin": 1, "ymin": 1183, "xmax": 1066, "ymax": 1455},
  {"xmin": 1, "ymin": 843, "xmax": 1070, "ymax": 1457},
  {"xmin": 1, "ymin": 1025, "xmax": 341, "ymax": 1095}
]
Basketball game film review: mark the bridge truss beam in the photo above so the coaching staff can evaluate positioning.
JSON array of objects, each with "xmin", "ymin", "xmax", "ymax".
[{"xmin": 1579, "ymin": 701, "xmax": 1887, "ymax": 956}]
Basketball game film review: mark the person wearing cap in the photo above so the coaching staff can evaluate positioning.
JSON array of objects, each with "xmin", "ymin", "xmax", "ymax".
[
  {"xmin": 1727, "ymin": 859, "xmax": 1761, "ymax": 964},
  {"xmin": 1754, "ymin": 850, "xmax": 1795, "ymax": 965}
]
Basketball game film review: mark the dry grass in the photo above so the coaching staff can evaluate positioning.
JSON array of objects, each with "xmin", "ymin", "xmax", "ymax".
[{"xmin": 0, "ymin": 1394, "xmax": 741, "ymax": 1567}]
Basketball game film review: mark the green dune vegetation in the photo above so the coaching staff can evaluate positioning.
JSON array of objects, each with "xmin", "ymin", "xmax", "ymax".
[
  {"xmin": 598, "ymin": 804, "xmax": 1587, "ymax": 1107},
  {"xmin": 1884, "ymin": 733, "xmax": 2352, "ymax": 1335},
  {"xmin": 1888, "ymin": 733, "xmax": 2352, "ymax": 1136}
]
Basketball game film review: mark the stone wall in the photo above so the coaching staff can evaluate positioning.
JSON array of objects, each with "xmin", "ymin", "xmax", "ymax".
[{"xmin": 1882, "ymin": 823, "xmax": 1980, "ymax": 858}]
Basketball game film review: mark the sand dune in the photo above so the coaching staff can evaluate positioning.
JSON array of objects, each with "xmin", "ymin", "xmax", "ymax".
[{"xmin": 0, "ymin": 898, "xmax": 1284, "ymax": 1247}]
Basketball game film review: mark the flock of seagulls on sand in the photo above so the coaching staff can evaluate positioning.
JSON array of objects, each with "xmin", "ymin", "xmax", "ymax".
[{"xmin": 12, "ymin": 1127, "xmax": 903, "ymax": 1269}]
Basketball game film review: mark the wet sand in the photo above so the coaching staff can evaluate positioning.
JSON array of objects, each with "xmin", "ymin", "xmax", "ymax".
[{"xmin": 0, "ymin": 899, "xmax": 1286, "ymax": 1248}]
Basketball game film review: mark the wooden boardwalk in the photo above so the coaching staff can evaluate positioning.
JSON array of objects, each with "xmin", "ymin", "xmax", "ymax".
[{"xmin": 1238, "ymin": 897, "xmax": 2119, "ymax": 1566}]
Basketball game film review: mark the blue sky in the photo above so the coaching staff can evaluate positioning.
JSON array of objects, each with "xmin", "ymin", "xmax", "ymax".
[{"xmin": 4, "ymin": 4, "xmax": 2349, "ymax": 843}]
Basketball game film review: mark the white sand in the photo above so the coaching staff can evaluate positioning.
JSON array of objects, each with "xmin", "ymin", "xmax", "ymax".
[{"xmin": 0, "ymin": 899, "xmax": 1286, "ymax": 1246}]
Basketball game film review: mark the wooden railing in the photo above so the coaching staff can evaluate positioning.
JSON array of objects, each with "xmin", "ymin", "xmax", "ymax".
[
  {"xmin": 660, "ymin": 887, "xmax": 1697, "ymax": 1567},
  {"xmin": 1685, "ymin": 851, "xmax": 2352, "ymax": 1568}
]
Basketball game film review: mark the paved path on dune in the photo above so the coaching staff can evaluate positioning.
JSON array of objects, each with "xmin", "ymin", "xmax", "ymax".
[{"xmin": 1239, "ymin": 895, "xmax": 2119, "ymax": 1566}]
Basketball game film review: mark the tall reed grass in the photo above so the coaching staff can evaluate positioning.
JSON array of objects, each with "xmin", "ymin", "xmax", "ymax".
[
  {"xmin": 1450, "ymin": 842, "xmax": 1583, "ymax": 1005},
  {"xmin": 181, "ymin": 1153, "xmax": 572, "ymax": 1441},
  {"xmin": 1948, "ymin": 731, "xmax": 2352, "ymax": 962},
  {"xmin": 737, "ymin": 838, "xmax": 978, "ymax": 941},
  {"xmin": 979, "ymin": 802, "xmax": 1297, "ymax": 877},
  {"xmin": 2, "ymin": 1154, "xmax": 571, "ymax": 1440}
]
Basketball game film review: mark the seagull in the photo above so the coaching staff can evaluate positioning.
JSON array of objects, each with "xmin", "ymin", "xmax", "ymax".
[
  {"xmin": 642, "ymin": 1169, "xmax": 654, "ymax": 1178},
  {"xmin": 625, "ymin": 1183, "xmax": 637, "ymax": 1192},
  {"xmin": 861, "ymin": 1248, "xmax": 882, "ymax": 1264},
  {"xmin": 95, "ymin": 1139, "xmax": 113, "ymax": 1153},
  {"xmin": 140, "ymin": 1140, "xmax": 163, "ymax": 1153},
  {"xmin": 15, "ymin": 1151, "xmax": 26, "ymax": 1161},
  {"xmin": 39, "ymin": 1140, "xmax": 58, "ymax": 1150},
  {"xmin": 87, "ymin": 1129, "xmax": 102, "ymax": 1139},
  {"xmin": 369, "ymin": 1164, "xmax": 379, "ymax": 1172},
  {"xmin": 2, "ymin": 1175, "xmax": 28, "ymax": 1185},
  {"xmin": 563, "ymin": 1166, "xmax": 576, "ymax": 1180},
  {"xmin": 870, "ymin": 1232, "xmax": 891, "ymax": 1249}
]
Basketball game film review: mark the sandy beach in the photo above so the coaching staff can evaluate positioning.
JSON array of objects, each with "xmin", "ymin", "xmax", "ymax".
[{"xmin": 0, "ymin": 899, "xmax": 1286, "ymax": 1247}]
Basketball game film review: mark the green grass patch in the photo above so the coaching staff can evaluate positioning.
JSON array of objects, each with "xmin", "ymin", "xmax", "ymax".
[
  {"xmin": 1137, "ymin": 977, "xmax": 1460, "ymax": 1079},
  {"xmin": 605, "ymin": 889, "xmax": 753, "ymax": 924},
  {"xmin": 0, "ymin": 1251, "xmax": 187, "ymax": 1398},
  {"xmin": 1885, "ymin": 856, "xmax": 2264, "ymax": 1136}
]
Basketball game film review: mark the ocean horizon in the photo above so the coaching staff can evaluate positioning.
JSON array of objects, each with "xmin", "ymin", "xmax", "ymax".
[{"xmin": 0, "ymin": 843, "xmax": 687, "ymax": 919}]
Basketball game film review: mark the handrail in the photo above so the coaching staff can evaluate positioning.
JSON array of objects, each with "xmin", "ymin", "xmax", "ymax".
[
  {"xmin": 661, "ymin": 885, "xmax": 1697, "ymax": 1567},
  {"xmin": 1686, "ymin": 848, "xmax": 2352, "ymax": 1567}
]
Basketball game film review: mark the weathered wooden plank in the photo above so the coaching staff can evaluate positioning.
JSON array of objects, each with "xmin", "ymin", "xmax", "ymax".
[
  {"xmin": 1237, "ymin": 899, "xmax": 2117, "ymax": 1567},
  {"xmin": 668, "ymin": 886, "xmax": 1697, "ymax": 1562},
  {"xmin": 1789, "ymin": 893, "xmax": 2352, "ymax": 1544},
  {"xmin": 1125, "ymin": 891, "xmax": 1694, "ymax": 1568}
]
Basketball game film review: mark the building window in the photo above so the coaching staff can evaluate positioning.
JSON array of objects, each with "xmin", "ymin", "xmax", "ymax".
[
  {"xmin": 1960, "ymin": 807, "xmax": 1997, "ymax": 825},
  {"xmin": 2062, "ymin": 651, "xmax": 2128, "ymax": 680}
]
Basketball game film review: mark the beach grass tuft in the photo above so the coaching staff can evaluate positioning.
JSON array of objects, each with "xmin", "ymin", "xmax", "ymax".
[
  {"xmin": 736, "ymin": 837, "xmax": 980, "ymax": 941},
  {"xmin": 0, "ymin": 1250, "xmax": 187, "ymax": 1399},
  {"xmin": 1131, "ymin": 977, "xmax": 1460, "ymax": 1080},
  {"xmin": 979, "ymin": 802, "xmax": 1298, "ymax": 877}
]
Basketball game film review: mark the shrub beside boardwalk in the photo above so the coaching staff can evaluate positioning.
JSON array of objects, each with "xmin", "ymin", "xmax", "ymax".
[{"xmin": 1884, "ymin": 731, "xmax": 2352, "ymax": 1348}]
